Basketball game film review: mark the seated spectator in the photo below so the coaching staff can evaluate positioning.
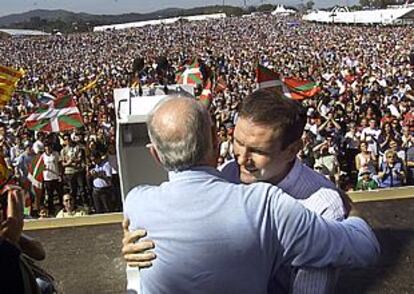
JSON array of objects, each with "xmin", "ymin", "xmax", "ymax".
[
  {"xmin": 56, "ymin": 194, "xmax": 88, "ymax": 218},
  {"xmin": 355, "ymin": 141, "xmax": 377, "ymax": 176},
  {"xmin": 313, "ymin": 162, "xmax": 333, "ymax": 181},
  {"xmin": 378, "ymin": 122, "xmax": 397, "ymax": 155},
  {"xmin": 355, "ymin": 168, "xmax": 379, "ymax": 191},
  {"xmin": 378, "ymin": 150, "xmax": 405, "ymax": 188},
  {"xmin": 38, "ymin": 206, "xmax": 50, "ymax": 219},
  {"xmin": 406, "ymin": 136, "xmax": 414, "ymax": 185}
]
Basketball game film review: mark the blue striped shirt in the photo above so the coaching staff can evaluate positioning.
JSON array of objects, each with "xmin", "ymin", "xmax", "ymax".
[{"xmin": 219, "ymin": 159, "xmax": 347, "ymax": 293}]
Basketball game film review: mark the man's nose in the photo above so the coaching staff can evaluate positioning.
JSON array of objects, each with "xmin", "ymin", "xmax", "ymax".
[{"xmin": 236, "ymin": 147, "xmax": 249, "ymax": 166}]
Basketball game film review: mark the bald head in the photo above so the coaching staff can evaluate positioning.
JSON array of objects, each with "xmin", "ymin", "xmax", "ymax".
[{"xmin": 147, "ymin": 96, "xmax": 213, "ymax": 171}]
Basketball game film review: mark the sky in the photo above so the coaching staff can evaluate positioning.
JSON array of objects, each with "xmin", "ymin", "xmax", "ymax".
[{"xmin": 0, "ymin": 0, "xmax": 358, "ymax": 17}]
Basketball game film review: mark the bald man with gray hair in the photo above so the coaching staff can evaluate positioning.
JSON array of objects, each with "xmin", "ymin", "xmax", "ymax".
[
  {"xmin": 146, "ymin": 96, "xmax": 215, "ymax": 171},
  {"xmin": 123, "ymin": 95, "xmax": 379, "ymax": 294}
]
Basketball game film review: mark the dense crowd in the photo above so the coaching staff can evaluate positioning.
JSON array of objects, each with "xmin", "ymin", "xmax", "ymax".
[{"xmin": 0, "ymin": 14, "xmax": 413, "ymax": 217}]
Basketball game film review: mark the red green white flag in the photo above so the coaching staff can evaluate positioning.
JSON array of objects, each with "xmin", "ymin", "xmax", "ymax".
[
  {"xmin": 177, "ymin": 58, "xmax": 203, "ymax": 86},
  {"xmin": 27, "ymin": 154, "xmax": 45, "ymax": 189},
  {"xmin": 26, "ymin": 154, "xmax": 45, "ymax": 212},
  {"xmin": 25, "ymin": 95, "xmax": 83, "ymax": 132},
  {"xmin": 256, "ymin": 64, "xmax": 283, "ymax": 89},
  {"xmin": 199, "ymin": 79, "xmax": 212, "ymax": 107},
  {"xmin": 282, "ymin": 78, "xmax": 321, "ymax": 100},
  {"xmin": 214, "ymin": 75, "xmax": 227, "ymax": 93}
]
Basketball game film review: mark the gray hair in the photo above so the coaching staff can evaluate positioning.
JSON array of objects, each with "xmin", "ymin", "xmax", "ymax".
[{"xmin": 147, "ymin": 96, "xmax": 212, "ymax": 171}]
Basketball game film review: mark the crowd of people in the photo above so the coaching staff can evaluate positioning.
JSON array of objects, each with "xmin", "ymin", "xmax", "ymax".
[{"xmin": 0, "ymin": 14, "xmax": 413, "ymax": 217}]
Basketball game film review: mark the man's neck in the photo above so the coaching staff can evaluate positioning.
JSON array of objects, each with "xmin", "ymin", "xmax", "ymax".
[{"xmin": 266, "ymin": 159, "xmax": 296, "ymax": 185}]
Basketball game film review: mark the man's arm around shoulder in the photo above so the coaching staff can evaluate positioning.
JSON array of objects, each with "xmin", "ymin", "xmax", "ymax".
[{"xmin": 271, "ymin": 188, "xmax": 380, "ymax": 268}]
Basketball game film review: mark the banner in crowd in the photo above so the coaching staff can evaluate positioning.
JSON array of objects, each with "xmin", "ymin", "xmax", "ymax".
[
  {"xmin": 25, "ymin": 95, "xmax": 83, "ymax": 132},
  {"xmin": 214, "ymin": 75, "xmax": 227, "ymax": 93},
  {"xmin": 0, "ymin": 65, "xmax": 25, "ymax": 106},
  {"xmin": 283, "ymin": 78, "xmax": 321, "ymax": 100},
  {"xmin": 27, "ymin": 154, "xmax": 45, "ymax": 190},
  {"xmin": 176, "ymin": 58, "xmax": 203, "ymax": 86},
  {"xmin": 256, "ymin": 64, "xmax": 320, "ymax": 100},
  {"xmin": 256, "ymin": 64, "xmax": 283, "ymax": 89},
  {"xmin": 199, "ymin": 79, "xmax": 212, "ymax": 107},
  {"xmin": 78, "ymin": 73, "xmax": 103, "ymax": 93},
  {"xmin": 26, "ymin": 154, "xmax": 45, "ymax": 212}
]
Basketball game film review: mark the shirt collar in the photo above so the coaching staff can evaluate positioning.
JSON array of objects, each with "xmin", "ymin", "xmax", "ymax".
[
  {"xmin": 277, "ymin": 158, "xmax": 301, "ymax": 191},
  {"xmin": 168, "ymin": 165, "xmax": 224, "ymax": 181}
]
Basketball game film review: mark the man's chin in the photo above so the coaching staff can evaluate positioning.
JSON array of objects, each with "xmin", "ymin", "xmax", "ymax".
[{"xmin": 240, "ymin": 172, "xmax": 259, "ymax": 184}]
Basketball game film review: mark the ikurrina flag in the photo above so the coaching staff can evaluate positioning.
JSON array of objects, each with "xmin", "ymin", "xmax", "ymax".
[
  {"xmin": 0, "ymin": 65, "xmax": 25, "ymax": 106},
  {"xmin": 27, "ymin": 154, "xmax": 45, "ymax": 190},
  {"xmin": 26, "ymin": 154, "xmax": 45, "ymax": 211},
  {"xmin": 199, "ymin": 79, "xmax": 212, "ymax": 107},
  {"xmin": 256, "ymin": 65, "xmax": 320, "ymax": 100},
  {"xmin": 176, "ymin": 58, "xmax": 203, "ymax": 86},
  {"xmin": 214, "ymin": 75, "xmax": 227, "ymax": 93},
  {"xmin": 256, "ymin": 64, "xmax": 283, "ymax": 89},
  {"xmin": 25, "ymin": 95, "xmax": 83, "ymax": 132},
  {"xmin": 282, "ymin": 78, "xmax": 321, "ymax": 100}
]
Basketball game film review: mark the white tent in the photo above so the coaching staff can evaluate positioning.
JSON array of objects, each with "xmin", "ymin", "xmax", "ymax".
[
  {"xmin": 271, "ymin": 5, "xmax": 296, "ymax": 16},
  {"xmin": 303, "ymin": 6, "xmax": 414, "ymax": 24},
  {"xmin": 94, "ymin": 13, "xmax": 226, "ymax": 32},
  {"xmin": 0, "ymin": 29, "xmax": 50, "ymax": 36}
]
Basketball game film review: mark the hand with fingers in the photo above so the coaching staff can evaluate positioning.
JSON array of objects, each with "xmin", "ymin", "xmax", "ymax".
[
  {"xmin": 122, "ymin": 218, "xmax": 156, "ymax": 268},
  {"xmin": 1, "ymin": 186, "xmax": 24, "ymax": 246}
]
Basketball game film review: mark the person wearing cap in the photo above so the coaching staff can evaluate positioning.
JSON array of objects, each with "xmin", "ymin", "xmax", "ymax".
[{"xmin": 355, "ymin": 168, "xmax": 379, "ymax": 191}]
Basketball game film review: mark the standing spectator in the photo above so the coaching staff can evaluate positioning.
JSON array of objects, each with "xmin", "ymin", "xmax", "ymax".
[
  {"xmin": 9, "ymin": 137, "xmax": 24, "ymax": 167},
  {"xmin": 60, "ymin": 135, "xmax": 84, "ymax": 205},
  {"xmin": 89, "ymin": 151, "xmax": 113, "ymax": 213},
  {"xmin": 355, "ymin": 141, "xmax": 377, "ymax": 176},
  {"xmin": 405, "ymin": 136, "xmax": 414, "ymax": 185},
  {"xmin": 314, "ymin": 145, "xmax": 340, "ymax": 184},
  {"xmin": 107, "ymin": 143, "xmax": 121, "ymax": 211},
  {"xmin": 32, "ymin": 132, "xmax": 45, "ymax": 155},
  {"xmin": 16, "ymin": 142, "xmax": 34, "ymax": 179},
  {"xmin": 343, "ymin": 122, "xmax": 360, "ymax": 177},
  {"xmin": 42, "ymin": 144, "xmax": 62, "ymax": 215},
  {"xmin": 361, "ymin": 119, "xmax": 381, "ymax": 157}
]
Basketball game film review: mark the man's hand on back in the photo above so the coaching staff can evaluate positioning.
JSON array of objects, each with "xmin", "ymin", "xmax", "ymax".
[{"xmin": 122, "ymin": 218, "xmax": 156, "ymax": 268}]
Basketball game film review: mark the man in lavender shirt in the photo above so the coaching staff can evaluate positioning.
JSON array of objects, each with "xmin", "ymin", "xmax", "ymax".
[{"xmin": 123, "ymin": 94, "xmax": 377, "ymax": 294}]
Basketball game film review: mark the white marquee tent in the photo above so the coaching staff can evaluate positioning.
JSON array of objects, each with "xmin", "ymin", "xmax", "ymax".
[
  {"xmin": 271, "ymin": 5, "xmax": 296, "ymax": 16},
  {"xmin": 303, "ymin": 5, "xmax": 414, "ymax": 24},
  {"xmin": 0, "ymin": 29, "xmax": 50, "ymax": 36},
  {"xmin": 93, "ymin": 13, "xmax": 226, "ymax": 32}
]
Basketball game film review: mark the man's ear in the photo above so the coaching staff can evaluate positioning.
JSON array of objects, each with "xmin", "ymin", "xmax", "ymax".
[
  {"xmin": 287, "ymin": 138, "xmax": 303, "ymax": 159},
  {"xmin": 211, "ymin": 125, "xmax": 219, "ymax": 158},
  {"xmin": 146, "ymin": 143, "xmax": 162, "ymax": 166}
]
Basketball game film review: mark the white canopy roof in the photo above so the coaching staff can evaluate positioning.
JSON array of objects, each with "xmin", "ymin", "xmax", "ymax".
[
  {"xmin": 0, "ymin": 29, "xmax": 50, "ymax": 36},
  {"xmin": 303, "ymin": 6, "xmax": 414, "ymax": 24},
  {"xmin": 94, "ymin": 13, "xmax": 226, "ymax": 32},
  {"xmin": 271, "ymin": 5, "xmax": 296, "ymax": 16}
]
